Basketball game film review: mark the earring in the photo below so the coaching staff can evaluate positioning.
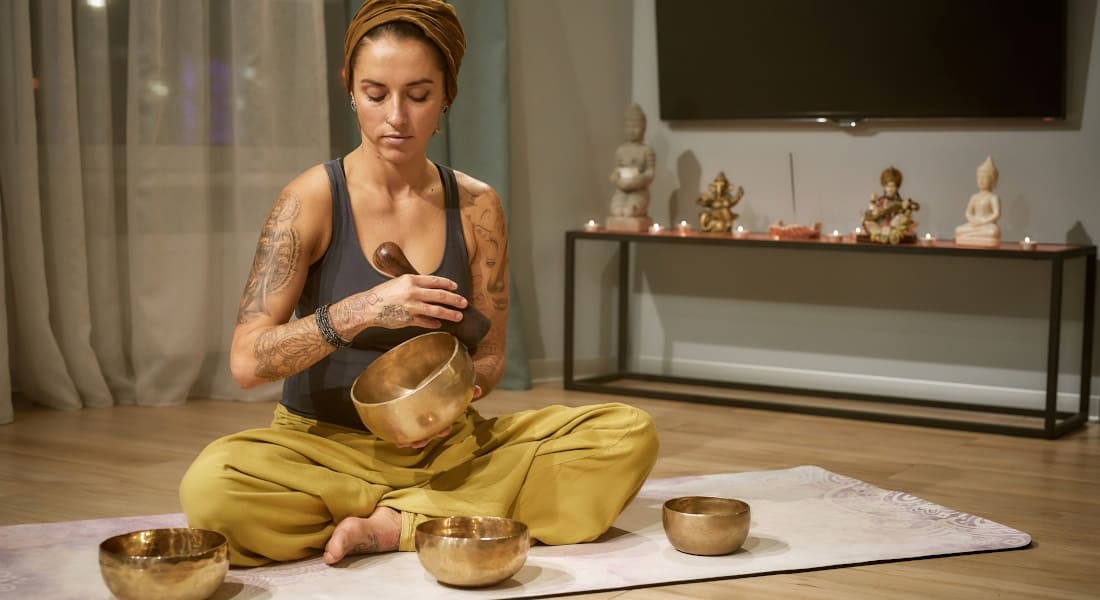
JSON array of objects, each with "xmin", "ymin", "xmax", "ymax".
[
  {"xmin": 433, "ymin": 126, "xmax": 441, "ymax": 135},
  {"xmin": 350, "ymin": 96, "xmax": 356, "ymax": 111}
]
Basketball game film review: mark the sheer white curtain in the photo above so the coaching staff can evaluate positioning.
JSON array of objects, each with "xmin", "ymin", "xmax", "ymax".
[{"xmin": 0, "ymin": 0, "xmax": 330, "ymax": 423}]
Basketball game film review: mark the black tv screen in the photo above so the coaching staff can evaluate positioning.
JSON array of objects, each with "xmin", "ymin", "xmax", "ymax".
[{"xmin": 655, "ymin": 0, "xmax": 1066, "ymax": 122}]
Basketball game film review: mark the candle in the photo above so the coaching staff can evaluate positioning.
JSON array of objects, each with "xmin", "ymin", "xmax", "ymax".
[
  {"xmin": 827, "ymin": 229, "xmax": 842, "ymax": 243},
  {"xmin": 649, "ymin": 222, "xmax": 662, "ymax": 234},
  {"xmin": 733, "ymin": 225, "xmax": 747, "ymax": 238},
  {"xmin": 1020, "ymin": 236, "xmax": 1037, "ymax": 250},
  {"xmin": 583, "ymin": 219, "xmax": 599, "ymax": 232},
  {"xmin": 677, "ymin": 219, "xmax": 692, "ymax": 235},
  {"xmin": 919, "ymin": 232, "xmax": 936, "ymax": 246},
  {"xmin": 854, "ymin": 226, "xmax": 863, "ymax": 236}
]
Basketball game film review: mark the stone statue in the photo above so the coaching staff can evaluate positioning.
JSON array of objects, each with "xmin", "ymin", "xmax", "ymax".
[
  {"xmin": 954, "ymin": 156, "xmax": 1002, "ymax": 248},
  {"xmin": 697, "ymin": 171, "xmax": 743, "ymax": 233},
  {"xmin": 606, "ymin": 103, "xmax": 656, "ymax": 231},
  {"xmin": 861, "ymin": 166, "xmax": 920, "ymax": 244}
]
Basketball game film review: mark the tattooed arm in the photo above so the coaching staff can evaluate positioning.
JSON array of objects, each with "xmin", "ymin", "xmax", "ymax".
[
  {"xmin": 230, "ymin": 166, "xmax": 335, "ymax": 388},
  {"xmin": 458, "ymin": 174, "xmax": 510, "ymax": 397},
  {"xmin": 230, "ymin": 166, "xmax": 470, "ymax": 388}
]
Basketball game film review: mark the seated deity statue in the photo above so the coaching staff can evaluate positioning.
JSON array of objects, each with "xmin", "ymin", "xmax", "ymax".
[
  {"xmin": 697, "ymin": 171, "xmax": 743, "ymax": 233},
  {"xmin": 954, "ymin": 156, "xmax": 1002, "ymax": 248},
  {"xmin": 608, "ymin": 103, "xmax": 656, "ymax": 219},
  {"xmin": 861, "ymin": 166, "xmax": 920, "ymax": 244}
]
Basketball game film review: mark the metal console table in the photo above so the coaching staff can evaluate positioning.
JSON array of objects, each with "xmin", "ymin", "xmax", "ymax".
[{"xmin": 564, "ymin": 229, "xmax": 1096, "ymax": 439}]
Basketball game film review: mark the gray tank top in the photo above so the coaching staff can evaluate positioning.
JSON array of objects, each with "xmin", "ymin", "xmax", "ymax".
[{"xmin": 280, "ymin": 158, "xmax": 472, "ymax": 430}]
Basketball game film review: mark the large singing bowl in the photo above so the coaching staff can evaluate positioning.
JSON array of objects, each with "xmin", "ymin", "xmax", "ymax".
[
  {"xmin": 416, "ymin": 516, "xmax": 529, "ymax": 587},
  {"xmin": 351, "ymin": 332, "xmax": 475, "ymax": 445},
  {"xmin": 98, "ymin": 528, "xmax": 228, "ymax": 600}
]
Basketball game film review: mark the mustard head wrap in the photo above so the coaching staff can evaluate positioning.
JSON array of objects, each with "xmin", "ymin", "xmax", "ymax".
[{"xmin": 343, "ymin": 0, "xmax": 466, "ymax": 105}]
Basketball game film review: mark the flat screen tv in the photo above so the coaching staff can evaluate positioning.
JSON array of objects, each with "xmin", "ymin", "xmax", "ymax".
[{"xmin": 655, "ymin": 0, "xmax": 1066, "ymax": 122}]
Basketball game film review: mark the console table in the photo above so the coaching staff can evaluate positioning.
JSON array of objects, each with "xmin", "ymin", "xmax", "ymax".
[{"xmin": 563, "ymin": 229, "xmax": 1096, "ymax": 438}]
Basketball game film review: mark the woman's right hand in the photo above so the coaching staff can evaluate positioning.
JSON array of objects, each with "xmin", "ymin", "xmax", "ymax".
[{"xmin": 335, "ymin": 274, "xmax": 468, "ymax": 333}]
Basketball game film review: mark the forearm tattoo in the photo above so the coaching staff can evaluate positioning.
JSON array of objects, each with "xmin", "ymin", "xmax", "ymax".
[
  {"xmin": 375, "ymin": 304, "xmax": 412, "ymax": 327},
  {"xmin": 237, "ymin": 191, "xmax": 302, "ymax": 324},
  {"xmin": 253, "ymin": 317, "xmax": 328, "ymax": 380}
]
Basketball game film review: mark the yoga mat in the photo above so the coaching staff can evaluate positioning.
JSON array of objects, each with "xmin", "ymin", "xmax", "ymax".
[{"xmin": 0, "ymin": 465, "xmax": 1029, "ymax": 599}]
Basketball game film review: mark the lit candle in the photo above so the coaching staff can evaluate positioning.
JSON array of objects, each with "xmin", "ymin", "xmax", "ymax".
[
  {"xmin": 583, "ymin": 219, "xmax": 599, "ymax": 232},
  {"xmin": 649, "ymin": 222, "xmax": 662, "ymax": 234},
  {"xmin": 920, "ymin": 232, "xmax": 936, "ymax": 246},
  {"xmin": 1020, "ymin": 236, "xmax": 1037, "ymax": 250},
  {"xmin": 677, "ymin": 219, "xmax": 691, "ymax": 234},
  {"xmin": 733, "ymin": 225, "xmax": 747, "ymax": 238},
  {"xmin": 827, "ymin": 229, "xmax": 842, "ymax": 242}
]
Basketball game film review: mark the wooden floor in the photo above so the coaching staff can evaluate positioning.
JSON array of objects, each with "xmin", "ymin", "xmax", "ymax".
[{"xmin": 1, "ymin": 384, "xmax": 1097, "ymax": 599}]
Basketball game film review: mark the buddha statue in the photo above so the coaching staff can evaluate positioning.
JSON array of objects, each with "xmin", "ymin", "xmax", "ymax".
[
  {"xmin": 606, "ymin": 103, "xmax": 656, "ymax": 231},
  {"xmin": 954, "ymin": 156, "xmax": 1002, "ymax": 248}
]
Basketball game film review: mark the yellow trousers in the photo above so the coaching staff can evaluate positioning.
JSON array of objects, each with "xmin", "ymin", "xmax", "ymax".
[{"xmin": 179, "ymin": 402, "xmax": 658, "ymax": 566}]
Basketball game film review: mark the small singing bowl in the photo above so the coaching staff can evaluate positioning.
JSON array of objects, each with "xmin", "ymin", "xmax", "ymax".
[
  {"xmin": 98, "ymin": 528, "xmax": 228, "ymax": 600},
  {"xmin": 351, "ymin": 332, "xmax": 475, "ymax": 446},
  {"xmin": 415, "ymin": 516, "xmax": 529, "ymax": 588},
  {"xmin": 662, "ymin": 496, "xmax": 751, "ymax": 556}
]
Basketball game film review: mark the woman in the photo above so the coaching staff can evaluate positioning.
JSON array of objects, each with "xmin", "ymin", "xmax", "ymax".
[{"xmin": 179, "ymin": 0, "xmax": 658, "ymax": 567}]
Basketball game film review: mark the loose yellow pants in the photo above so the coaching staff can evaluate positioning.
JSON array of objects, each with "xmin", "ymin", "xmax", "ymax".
[{"xmin": 179, "ymin": 402, "xmax": 658, "ymax": 566}]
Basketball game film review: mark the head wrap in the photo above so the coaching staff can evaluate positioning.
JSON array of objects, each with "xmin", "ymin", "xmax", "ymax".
[{"xmin": 343, "ymin": 0, "xmax": 466, "ymax": 105}]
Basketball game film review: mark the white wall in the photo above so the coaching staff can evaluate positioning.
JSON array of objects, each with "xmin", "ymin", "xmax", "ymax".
[{"xmin": 510, "ymin": 0, "xmax": 1100, "ymax": 418}]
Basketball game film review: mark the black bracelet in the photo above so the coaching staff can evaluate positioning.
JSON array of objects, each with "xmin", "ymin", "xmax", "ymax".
[{"xmin": 315, "ymin": 303, "xmax": 352, "ymax": 348}]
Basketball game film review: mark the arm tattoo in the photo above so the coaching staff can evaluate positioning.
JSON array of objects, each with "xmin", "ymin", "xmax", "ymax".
[
  {"xmin": 253, "ymin": 317, "xmax": 328, "ymax": 380},
  {"xmin": 374, "ymin": 304, "xmax": 412, "ymax": 327},
  {"xmin": 475, "ymin": 205, "xmax": 508, "ymax": 311},
  {"xmin": 237, "ymin": 191, "xmax": 302, "ymax": 324}
]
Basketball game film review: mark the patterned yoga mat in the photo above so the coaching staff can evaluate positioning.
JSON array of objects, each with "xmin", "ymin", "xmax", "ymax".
[{"xmin": 0, "ymin": 465, "xmax": 1030, "ymax": 599}]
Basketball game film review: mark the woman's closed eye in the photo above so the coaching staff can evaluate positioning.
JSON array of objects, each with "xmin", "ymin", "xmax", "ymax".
[{"xmin": 364, "ymin": 92, "xmax": 429, "ymax": 103}]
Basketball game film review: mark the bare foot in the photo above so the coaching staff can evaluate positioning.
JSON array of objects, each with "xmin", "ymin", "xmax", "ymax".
[{"xmin": 323, "ymin": 506, "xmax": 402, "ymax": 565}]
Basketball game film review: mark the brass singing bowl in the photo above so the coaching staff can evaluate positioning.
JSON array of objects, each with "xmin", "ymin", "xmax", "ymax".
[
  {"xmin": 98, "ymin": 528, "xmax": 228, "ymax": 600},
  {"xmin": 351, "ymin": 331, "xmax": 475, "ymax": 446},
  {"xmin": 415, "ymin": 516, "xmax": 529, "ymax": 587},
  {"xmin": 662, "ymin": 496, "xmax": 751, "ymax": 556}
]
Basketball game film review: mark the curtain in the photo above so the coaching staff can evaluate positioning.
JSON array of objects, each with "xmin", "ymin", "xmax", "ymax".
[
  {"xmin": 428, "ymin": 0, "xmax": 531, "ymax": 390},
  {"xmin": 0, "ymin": 0, "xmax": 330, "ymax": 423}
]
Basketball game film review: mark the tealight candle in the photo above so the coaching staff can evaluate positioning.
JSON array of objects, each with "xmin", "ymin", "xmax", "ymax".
[
  {"xmin": 733, "ymin": 225, "xmax": 748, "ymax": 239},
  {"xmin": 827, "ymin": 229, "xmax": 842, "ymax": 243},
  {"xmin": 920, "ymin": 232, "xmax": 936, "ymax": 246},
  {"xmin": 583, "ymin": 219, "xmax": 599, "ymax": 232},
  {"xmin": 677, "ymin": 219, "xmax": 691, "ymax": 234},
  {"xmin": 649, "ymin": 222, "xmax": 662, "ymax": 234},
  {"xmin": 1020, "ymin": 236, "xmax": 1037, "ymax": 250}
]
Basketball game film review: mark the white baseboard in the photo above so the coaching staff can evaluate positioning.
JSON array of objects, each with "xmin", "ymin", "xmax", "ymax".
[{"xmin": 532, "ymin": 356, "xmax": 1100, "ymax": 418}]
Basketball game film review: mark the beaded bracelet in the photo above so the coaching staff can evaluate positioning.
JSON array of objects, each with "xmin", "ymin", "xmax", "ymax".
[{"xmin": 315, "ymin": 303, "xmax": 352, "ymax": 348}]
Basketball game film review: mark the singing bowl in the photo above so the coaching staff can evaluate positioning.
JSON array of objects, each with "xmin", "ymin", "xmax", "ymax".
[
  {"xmin": 98, "ymin": 528, "xmax": 228, "ymax": 600},
  {"xmin": 662, "ymin": 496, "xmax": 751, "ymax": 556},
  {"xmin": 415, "ymin": 516, "xmax": 529, "ymax": 587},
  {"xmin": 351, "ymin": 331, "xmax": 475, "ymax": 445}
]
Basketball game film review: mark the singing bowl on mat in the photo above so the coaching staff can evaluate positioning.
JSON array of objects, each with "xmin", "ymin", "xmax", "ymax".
[
  {"xmin": 98, "ymin": 528, "xmax": 228, "ymax": 600},
  {"xmin": 662, "ymin": 496, "xmax": 751, "ymax": 556},
  {"xmin": 415, "ymin": 516, "xmax": 529, "ymax": 587},
  {"xmin": 351, "ymin": 331, "xmax": 475, "ymax": 445}
]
